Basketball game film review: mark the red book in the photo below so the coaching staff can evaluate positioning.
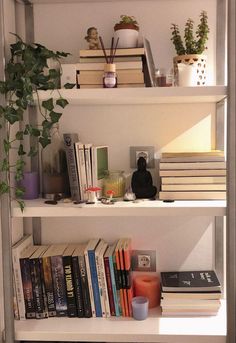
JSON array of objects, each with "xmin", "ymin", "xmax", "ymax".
[{"xmin": 104, "ymin": 246, "xmax": 116, "ymax": 316}]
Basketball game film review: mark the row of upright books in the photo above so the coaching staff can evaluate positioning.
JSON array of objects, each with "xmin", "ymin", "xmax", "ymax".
[
  {"xmin": 61, "ymin": 38, "xmax": 156, "ymax": 89},
  {"xmin": 160, "ymin": 270, "xmax": 222, "ymax": 316},
  {"xmin": 159, "ymin": 150, "xmax": 226, "ymax": 200},
  {"xmin": 63, "ymin": 133, "xmax": 109, "ymax": 202},
  {"xmin": 12, "ymin": 235, "xmax": 132, "ymax": 320}
]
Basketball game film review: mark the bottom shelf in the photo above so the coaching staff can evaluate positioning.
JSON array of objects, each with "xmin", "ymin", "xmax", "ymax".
[{"xmin": 14, "ymin": 300, "xmax": 226, "ymax": 343}]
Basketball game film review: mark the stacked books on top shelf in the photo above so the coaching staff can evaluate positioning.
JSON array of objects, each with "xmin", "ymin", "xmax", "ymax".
[
  {"xmin": 160, "ymin": 270, "xmax": 222, "ymax": 316},
  {"xmin": 13, "ymin": 235, "xmax": 133, "ymax": 320},
  {"xmin": 159, "ymin": 150, "xmax": 226, "ymax": 200}
]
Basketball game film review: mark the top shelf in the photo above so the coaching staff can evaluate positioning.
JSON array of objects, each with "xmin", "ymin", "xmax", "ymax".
[{"xmin": 37, "ymin": 86, "xmax": 227, "ymax": 105}]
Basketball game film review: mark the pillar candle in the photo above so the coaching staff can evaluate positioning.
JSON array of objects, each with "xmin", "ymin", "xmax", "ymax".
[{"xmin": 133, "ymin": 274, "xmax": 160, "ymax": 308}]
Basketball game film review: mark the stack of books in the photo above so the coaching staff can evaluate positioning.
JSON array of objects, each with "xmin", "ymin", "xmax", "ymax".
[
  {"xmin": 13, "ymin": 235, "xmax": 133, "ymax": 320},
  {"xmin": 160, "ymin": 270, "xmax": 222, "ymax": 316},
  {"xmin": 159, "ymin": 151, "xmax": 226, "ymax": 200}
]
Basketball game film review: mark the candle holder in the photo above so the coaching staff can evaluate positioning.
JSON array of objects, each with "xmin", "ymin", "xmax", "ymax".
[{"xmin": 132, "ymin": 296, "xmax": 149, "ymax": 320}]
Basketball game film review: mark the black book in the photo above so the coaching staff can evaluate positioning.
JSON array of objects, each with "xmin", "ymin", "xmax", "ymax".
[
  {"xmin": 160, "ymin": 270, "xmax": 221, "ymax": 292},
  {"xmin": 72, "ymin": 245, "xmax": 85, "ymax": 317},
  {"xmin": 63, "ymin": 244, "xmax": 78, "ymax": 317}
]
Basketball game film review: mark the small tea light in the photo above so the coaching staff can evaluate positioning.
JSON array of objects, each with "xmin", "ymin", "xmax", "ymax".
[{"xmin": 131, "ymin": 296, "xmax": 149, "ymax": 320}]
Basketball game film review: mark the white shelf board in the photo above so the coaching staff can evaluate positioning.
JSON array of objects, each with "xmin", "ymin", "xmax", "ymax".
[
  {"xmin": 14, "ymin": 301, "xmax": 226, "ymax": 342},
  {"xmin": 12, "ymin": 199, "xmax": 226, "ymax": 217},
  {"xmin": 36, "ymin": 86, "xmax": 227, "ymax": 105}
]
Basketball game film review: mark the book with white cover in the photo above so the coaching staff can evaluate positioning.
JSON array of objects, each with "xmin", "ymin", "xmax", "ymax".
[
  {"xmin": 84, "ymin": 143, "xmax": 93, "ymax": 189},
  {"xmin": 98, "ymin": 241, "xmax": 110, "ymax": 317},
  {"xmin": 12, "ymin": 234, "xmax": 33, "ymax": 320},
  {"xmin": 95, "ymin": 240, "xmax": 108, "ymax": 318},
  {"xmin": 75, "ymin": 142, "xmax": 87, "ymax": 201}
]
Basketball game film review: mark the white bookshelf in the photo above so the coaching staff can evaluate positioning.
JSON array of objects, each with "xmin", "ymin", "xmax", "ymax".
[
  {"xmin": 14, "ymin": 300, "xmax": 226, "ymax": 343},
  {"xmin": 12, "ymin": 199, "xmax": 226, "ymax": 217},
  {"xmin": 37, "ymin": 86, "xmax": 227, "ymax": 105}
]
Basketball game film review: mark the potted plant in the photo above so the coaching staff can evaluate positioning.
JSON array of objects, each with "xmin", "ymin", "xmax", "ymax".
[
  {"xmin": 0, "ymin": 34, "xmax": 73, "ymax": 210},
  {"xmin": 170, "ymin": 10, "xmax": 209, "ymax": 86},
  {"xmin": 114, "ymin": 15, "xmax": 139, "ymax": 48}
]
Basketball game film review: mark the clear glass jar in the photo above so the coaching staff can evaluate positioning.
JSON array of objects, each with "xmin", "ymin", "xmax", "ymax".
[
  {"xmin": 102, "ymin": 170, "xmax": 126, "ymax": 198},
  {"xmin": 41, "ymin": 124, "xmax": 70, "ymax": 199},
  {"xmin": 103, "ymin": 63, "xmax": 117, "ymax": 88}
]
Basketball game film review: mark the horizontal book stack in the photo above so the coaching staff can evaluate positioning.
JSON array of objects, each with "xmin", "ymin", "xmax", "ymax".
[
  {"xmin": 77, "ymin": 47, "xmax": 145, "ymax": 88},
  {"xmin": 63, "ymin": 133, "xmax": 109, "ymax": 202},
  {"xmin": 159, "ymin": 151, "xmax": 226, "ymax": 200},
  {"xmin": 160, "ymin": 270, "xmax": 222, "ymax": 316},
  {"xmin": 14, "ymin": 235, "xmax": 133, "ymax": 320}
]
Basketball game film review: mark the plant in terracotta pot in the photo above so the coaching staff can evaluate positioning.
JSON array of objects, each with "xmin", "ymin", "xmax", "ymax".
[
  {"xmin": 170, "ymin": 10, "xmax": 209, "ymax": 86},
  {"xmin": 114, "ymin": 15, "xmax": 139, "ymax": 48}
]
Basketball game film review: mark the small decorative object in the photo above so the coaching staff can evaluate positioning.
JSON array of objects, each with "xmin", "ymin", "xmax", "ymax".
[
  {"xmin": 171, "ymin": 10, "xmax": 209, "ymax": 86},
  {"xmin": 86, "ymin": 186, "xmax": 102, "ymax": 203},
  {"xmin": 123, "ymin": 188, "xmax": 136, "ymax": 201},
  {"xmin": 99, "ymin": 36, "xmax": 119, "ymax": 88},
  {"xmin": 107, "ymin": 190, "xmax": 115, "ymax": 202},
  {"xmin": 103, "ymin": 170, "xmax": 126, "ymax": 198},
  {"xmin": 114, "ymin": 15, "xmax": 139, "ymax": 48},
  {"xmin": 18, "ymin": 171, "xmax": 39, "ymax": 200},
  {"xmin": 131, "ymin": 296, "xmax": 149, "ymax": 321},
  {"xmin": 41, "ymin": 124, "xmax": 70, "ymax": 200},
  {"xmin": 134, "ymin": 275, "xmax": 160, "ymax": 308},
  {"xmin": 131, "ymin": 157, "xmax": 157, "ymax": 199},
  {"xmin": 84, "ymin": 27, "xmax": 100, "ymax": 50}
]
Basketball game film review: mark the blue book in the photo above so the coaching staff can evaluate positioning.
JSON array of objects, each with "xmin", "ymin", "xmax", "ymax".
[{"xmin": 86, "ymin": 238, "xmax": 102, "ymax": 317}]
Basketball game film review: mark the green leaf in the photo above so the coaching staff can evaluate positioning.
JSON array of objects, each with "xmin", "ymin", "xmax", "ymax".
[
  {"xmin": 4, "ymin": 107, "xmax": 20, "ymax": 124},
  {"xmin": 42, "ymin": 98, "xmax": 54, "ymax": 111},
  {"xmin": 0, "ymin": 81, "xmax": 7, "ymax": 94},
  {"xmin": 49, "ymin": 111, "xmax": 62, "ymax": 123},
  {"xmin": 3, "ymin": 139, "xmax": 11, "ymax": 153},
  {"xmin": 64, "ymin": 83, "xmax": 76, "ymax": 89},
  {"xmin": 28, "ymin": 146, "xmax": 38, "ymax": 157},
  {"xmin": 15, "ymin": 187, "xmax": 25, "ymax": 197},
  {"xmin": 0, "ymin": 181, "xmax": 10, "ymax": 195},
  {"xmin": 49, "ymin": 68, "xmax": 60, "ymax": 79},
  {"xmin": 39, "ymin": 136, "xmax": 51, "ymax": 148},
  {"xmin": 15, "ymin": 131, "xmax": 24, "ymax": 140},
  {"xmin": 16, "ymin": 200, "xmax": 25, "ymax": 212},
  {"xmin": 18, "ymin": 144, "xmax": 26, "ymax": 156},
  {"xmin": 56, "ymin": 98, "xmax": 69, "ymax": 109},
  {"xmin": 1, "ymin": 158, "xmax": 9, "ymax": 172},
  {"xmin": 56, "ymin": 51, "xmax": 70, "ymax": 58},
  {"xmin": 42, "ymin": 120, "xmax": 53, "ymax": 130}
]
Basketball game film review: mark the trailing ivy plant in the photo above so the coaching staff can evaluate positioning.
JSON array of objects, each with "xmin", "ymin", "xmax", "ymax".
[
  {"xmin": 171, "ymin": 10, "xmax": 210, "ymax": 55},
  {"xmin": 0, "ymin": 34, "xmax": 75, "ymax": 211}
]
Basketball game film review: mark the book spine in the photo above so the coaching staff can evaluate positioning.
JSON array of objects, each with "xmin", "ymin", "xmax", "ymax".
[
  {"xmin": 88, "ymin": 250, "xmax": 102, "ymax": 317},
  {"xmin": 20, "ymin": 257, "xmax": 36, "ymax": 319},
  {"xmin": 51, "ymin": 255, "xmax": 68, "ymax": 317},
  {"xmin": 63, "ymin": 255, "xmax": 77, "ymax": 317},
  {"xmin": 113, "ymin": 252, "xmax": 122, "ymax": 316},
  {"xmin": 30, "ymin": 258, "xmax": 48, "ymax": 319},
  {"xmin": 78, "ymin": 254, "xmax": 92, "ymax": 318},
  {"xmin": 39, "ymin": 257, "xmax": 49, "ymax": 318},
  {"xmin": 104, "ymin": 256, "xmax": 116, "ymax": 316},
  {"xmin": 109, "ymin": 254, "xmax": 120, "ymax": 316},
  {"xmin": 84, "ymin": 145, "xmax": 92, "ymax": 188},
  {"xmin": 42, "ymin": 256, "xmax": 56, "ymax": 317},
  {"xmin": 63, "ymin": 133, "xmax": 81, "ymax": 202},
  {"xmin": 95, "ymin": 251, "xmax": 106, "ymax": 317},
  {"xmin": 72, "ymin": 255, "xmax": 84, "ymax": 317},
  {"xmin": 78, "ymin": 144, "xmax": 88, "ymax": 201},
  {"xmin": 12, "ymin": 273, "xmax": 20, "ymax": 320},
  {"xmin": 84, "ymin": 250, "xmax": 96, "ymax": 317}
]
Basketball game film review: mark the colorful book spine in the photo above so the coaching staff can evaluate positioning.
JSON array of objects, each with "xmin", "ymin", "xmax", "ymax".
[
  {"xmin": 84, "ymin": 247, "xmax": 96, "ymax": 317},
  {"xmin": 109, "ymin": 249, "xmax": 120, "ymax": 316},
  {"xmin": 77, "ymin": 248, "xmax": 92, "ymax": 318},
  {"xmin": 115, "ymin": 240, "xmax": 124, "ymax": 316},
  {"xmin": 88, "ymin": 249, "xmax": 102, "ymax": 317},
  {"xmin": 72, "ymin": 254, "xmax": 85, "ymax": 317},
  {"xmin": 63, "ymin": 255, "xmax": 77, "ymax": 317},
  {"xmin": 42, "ymin": 256, "xmax": 56, "ymax": 317},
  {"xmin": 51, "ymin": 255, "xmax": 68, "ymax": 316},
  {"xmin": 104, "ymin": 252, "xmax": 116, "ymax": 316}
]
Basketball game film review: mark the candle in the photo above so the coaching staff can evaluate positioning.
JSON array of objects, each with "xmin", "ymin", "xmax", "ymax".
[
  {"xmin": 19, "ymin": 172, "xmax": 39, "ymax": 200},
  {"xmin": 132, "ymin": 296, "xmax": 149, "ymax": 320},
  {"xmin": 134, "ymin": 274, "xmax": 160, "ymax": 308}
]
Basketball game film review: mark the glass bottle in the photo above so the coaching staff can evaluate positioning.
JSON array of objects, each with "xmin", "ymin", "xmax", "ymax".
[
  {"xmin": 41, "ymin": 124, "xmax": 70, "ymax": 199},
  {"xmin": 102, "ymin": 170, "xmax": 126, "ymax": 198},
  {"xmin": 103, "ymin": 63, "xmax": 117, "ymax": 88}
]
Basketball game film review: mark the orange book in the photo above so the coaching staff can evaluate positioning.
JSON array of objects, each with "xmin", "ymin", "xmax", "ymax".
[
  {"xmin": 123, "ymin": 238, "xmax": 133, "ymax": 317},
  {"xmin": 119, "ymin": 239, "xmax": 129, "ymax": 317}
]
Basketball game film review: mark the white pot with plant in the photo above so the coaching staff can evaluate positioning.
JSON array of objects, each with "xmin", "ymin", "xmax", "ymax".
[
  {"xmin": 114, "ymin": 15, "xmax": 139, "ymax": 48},
  {"xmin": 171, "ymin": 10, "xmax": 209, "ymax": 86}
]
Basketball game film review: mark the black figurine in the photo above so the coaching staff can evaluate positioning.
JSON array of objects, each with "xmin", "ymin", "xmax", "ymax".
[{"xmin": 131, "ymin": 157, "xmax": 157, "ymax": 199}]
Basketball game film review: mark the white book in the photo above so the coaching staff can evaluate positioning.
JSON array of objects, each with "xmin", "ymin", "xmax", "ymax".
[
  {"xmin": 95, "ymin": 239, "xmax": 107, "ymax": 318},
  {"xmin": 99, "ymin": 241, "xmax": 110, "ymax": 317},
  {"xmin": 75, "ymin": 142, "xmax": 88, "ymax": 201},
  {"xmin": 12, "ymin": 234, "xmax": 33, "ymax": 320},
  {"xmin": 161, "ymin": 176, "xmax": 227, "ymax": 184},
  {"xmin": 84, "ymin": 143, "xmax": 93, "ymax": 189}
]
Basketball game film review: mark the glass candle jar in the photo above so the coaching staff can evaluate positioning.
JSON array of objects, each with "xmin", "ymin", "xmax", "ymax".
[
  {"xmin": 103, "ymin": 170, "xmax": 126, "ymax": 198},
  {"xmin": 103, "ymin": 63, "xmax": 117, "ymax": 88}
]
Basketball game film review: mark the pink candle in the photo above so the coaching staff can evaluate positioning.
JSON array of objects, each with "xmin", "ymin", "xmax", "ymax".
[{"xmin": 134, "ymin": 275, "xmax": 160, "ymax": 308}]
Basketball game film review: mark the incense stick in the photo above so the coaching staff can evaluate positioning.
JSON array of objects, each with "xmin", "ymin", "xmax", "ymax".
[
  {"xmin": 99, "ymin": 36, "xmax": 108, "ymax": 64},
  {"xmin": 110, "ymin": 37, "xmax": 114, "ymax": 63},
  {"xmin": 111, "ymin": 37, "xmax": 119, "ymax": 63}
]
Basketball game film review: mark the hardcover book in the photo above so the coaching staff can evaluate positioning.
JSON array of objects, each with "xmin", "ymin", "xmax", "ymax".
[
  {"xmin": 12, "ymin": 234, "xmax": 33, "ymax": 320},
  {"xmin": 74, "ymin": 142, "xmax": 88, "ymax": 201},
  {"xmin": 104, "ymin": 244, "xmax": 117, "ymax": 316},
  {"xmin": 96, "ymin": 240, "xmax": 110, "ymax": 317},
  {"xmin": 79, "ymin": 47, "xmax": 145, "ymax": 58},
  {"xmin": 20, "ymin": 245, "xmax": 39, "ymax": 319},
  {"xmin": 63, "ymin": 244, "xmax": 78, "ymax": 317},
  {"xmin": 30, "ymin": 245, "xmax": 49, "ymax": 319},
  {"xmin": 63, "ymin": 133, "xmax": 81, "ymax": 202},
  {"xmin": 160, "ymin": 270, "xmax": 221, "ymax": 292}
]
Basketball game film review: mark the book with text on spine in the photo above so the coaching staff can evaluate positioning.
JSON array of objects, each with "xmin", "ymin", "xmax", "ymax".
[
  {"xmin": 160, "ymin": 270, "xmax": 221, "ymax": 292},
  {"xmin": 74, "ymin": 142, "xmax": 88, "ymax": 202},
  {"xmin": 41, "ymin": 245, "xmax": 56, "ymax": 317}
]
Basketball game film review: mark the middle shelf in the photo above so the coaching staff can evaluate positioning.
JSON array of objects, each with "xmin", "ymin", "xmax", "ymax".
[{"xmin": 12, "ymin": 199, "xmax": 226, "ymax": 217}]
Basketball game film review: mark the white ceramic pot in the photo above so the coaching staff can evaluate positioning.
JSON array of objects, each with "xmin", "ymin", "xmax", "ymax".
[
  {"xmin": 178, "ymin": 63, "xmax": 198, "ymax": 87},
  {"xmin": 114, "ymin": 29, "xmax": 139, "ymax": 48}
]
